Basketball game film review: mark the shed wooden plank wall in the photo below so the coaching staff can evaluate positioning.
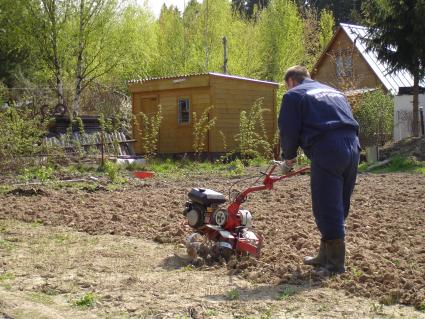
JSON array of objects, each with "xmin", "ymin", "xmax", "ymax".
[
  {"xmin": 133, "ymin": 87, "xmax": 211, "ymax": 154},
  {"xmin": 313, "ymin": 31, "xmax": 382, "ymax": 91},
  {"xmin": 209, "ymin": 76, "xmax": 277, "ymax": 153}
]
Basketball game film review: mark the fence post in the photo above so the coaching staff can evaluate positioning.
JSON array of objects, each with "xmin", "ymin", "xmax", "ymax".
[{"xmin": 100, "ymin": 131, "xmax": 105, "ymax": 167}]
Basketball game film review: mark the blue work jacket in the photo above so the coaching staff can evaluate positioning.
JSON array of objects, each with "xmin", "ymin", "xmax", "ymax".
[{"xmin": 278, "ymin": 78, "xmax": 359, "ymax": 159}]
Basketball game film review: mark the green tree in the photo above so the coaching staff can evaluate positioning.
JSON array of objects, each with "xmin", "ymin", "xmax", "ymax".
[
  {"xmin": 363, "ymin": 0, "xmax": 425, "ymax": 137},
  {"xmin": 319, "ymin": 9, "xmax": 335, "ymax": 50},
  {"xmin": 24, "ymin": 0, "xmax": 71, "ymax": 106},
  {"xmin": 257, "ymin": 0, "xmax": 304, "ymax": 81}
]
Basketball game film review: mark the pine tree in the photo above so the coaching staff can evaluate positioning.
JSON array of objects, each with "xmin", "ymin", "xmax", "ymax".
[{"xmin": 363, "ymin": 0, "xmax": 425, "ymax": 137}]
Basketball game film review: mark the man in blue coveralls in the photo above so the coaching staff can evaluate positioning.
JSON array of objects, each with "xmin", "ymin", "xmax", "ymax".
[{"xmin": 278, "ymin": 65, "xmax": 360, "ymax": 274}]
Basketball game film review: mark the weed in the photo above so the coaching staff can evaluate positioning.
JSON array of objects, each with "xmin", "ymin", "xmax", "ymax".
[
  {"xmin": 125, "ymin": 161, "xmax": 147, "ymax": 171},
  {"xmin": 30, "ymin": 220, "xmax": 43, "ymax": 228},
  {"xmin": 226, "ymin": 288, "xmax": 240, "ymax": 300},
  {"xmin": 0, "ymin": 272, "xmax": 15, "ymax": 281},
  {"xmin": 49, "ymin": 233, "xmax": 71, "ymax": 244},
  {"xmin": 225, "ymin": 159, "xmax": 245, "ymax": 177},
  {"xmin": 0, "ymin": 185, "xmax": 12, "ymax": 194},
  {"xmin": 260, "ymin": 307, "xmax": 274, "ymax": 319},
  {"xmin": 276, "ymin": 285, "xmax": 296, "ymax": 300},
  {"xmin": 0, "ymin": 239, "xmax": 15, "ymax": 252},
  {"xmin": 393, "ymin": 259, "xmax": 401, "ymax": 267},
  {"xmin": 417, "ymin": 301, "xmax": 425, "ymax": 312},
  {"xmin": 363, "ymin": 156, "xmax": 425, "ymax": 174},
  {"xmin": 370, "ymin": 302, "xmax": 384, "ymax": 314},
  {"xmin": 101, "ymin": 161, "xmax": 125, "ymax": 183},
  {"xmin": 74, "ymin": 292, "xmax": 96, "ymax": 308},
  {"xmin": 1, "ymin": 283, "xmax": 12, "ymax": 290},
  {"xmin": 317, "ymin": 303, "xmax": 330, "ymax": 312},
  {"xmin": 179, "ymin": 265, "xmax": 195, "ymax": 272},
  {"xmin": 351, "ymin": 267, "xmax": 364, "ymax": 278},
  {"xmin": 205, "ymin": 308, "xmax": 218, "ymax": 316},
  {"xmin": 21, "ymin": 166, "xmax": 54, "ymax": 182},
  {"xmin": 247, "ymin": 157, "xmax": 268, "ymax": 167},
  {"xmin": 27, "ymin": 292, "xmax": 53, "ymax": 305}
]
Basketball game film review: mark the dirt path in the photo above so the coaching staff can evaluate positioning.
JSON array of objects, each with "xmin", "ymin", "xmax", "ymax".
[
  {"xmin": 1, "ymin": 220, "xmax": 424, "ymax": 319},
  {"xmin": 0, "ymin": 172, "xmax": 424, "ymax": 312}
]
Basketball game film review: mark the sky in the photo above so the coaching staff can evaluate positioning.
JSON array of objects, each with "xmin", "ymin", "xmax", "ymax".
[{"xmin": 145, "ymin": 0, "xmax": 200, "ymax": 17}]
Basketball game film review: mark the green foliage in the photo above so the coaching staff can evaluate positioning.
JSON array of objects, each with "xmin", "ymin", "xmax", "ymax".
[
  {"xmin": 0, "ymin": 106, "xmax": 47, "ymax": 170},
  {"xmin": 138, "ymin": 106, "xmax": 163, "ymax": 158},
  {"xmin": 418, "ymin": 301, "xmax": 425, "ymax": 312},
  {"xmin": 74, "ymin": 292, "xmax": 96, "ymax": 308},
  {"xmin": 319, "ymin": 9, "xmax": 335, "ymax": 50},
  {"xmin": 354, "ymin": 90, "xmax": 393, "ymax": 146},
  {"xmin": 0, "ymin": 272, "xmax": 15, "ymax": 281},
  {"xmin": 225, "ymin": 159, "xmax": 246, "ymax": 176},
  {"xmin": 192, "ymin": 106, "xmax": 217, "ymax": 154},
  {"xmin": 257, "ymin": 0, "xmax": 304, "ymax": 81},
  {"xmin": 102, "ymin": 160, "xmax": 125, "ymax": 183},
  {"xmin": 21, "ymin": 166, "xmax": 54, "ymax": 182},
  {"xmin": 276, "ymin": 285, "xmax": 296, "ymax": 300},
  {"xmin": 226, "ymin": 288, "xmax": 240, "ymax": 300},
  {"xmin": 235, "ymin": 98, "xmax": 272, "ymax": 159},
  {"xmin": 360, "ymin": 155, "xmax": 425, "ymax": 174}
]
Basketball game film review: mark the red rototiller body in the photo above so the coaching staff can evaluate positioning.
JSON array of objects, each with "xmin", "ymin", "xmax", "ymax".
[{"xmin": 183, "ymin": 162, "xmax": 309, "ymax": 261}]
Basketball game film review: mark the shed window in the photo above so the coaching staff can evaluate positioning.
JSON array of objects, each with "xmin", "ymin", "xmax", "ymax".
[{"xmin": 178, "ymin": 98, "xmax": 190, "ymax": 124}]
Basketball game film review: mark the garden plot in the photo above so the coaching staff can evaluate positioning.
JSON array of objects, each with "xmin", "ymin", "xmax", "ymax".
[{"xmin": 0, "ymin": 172, "xmax": 424, "ymax": 318}]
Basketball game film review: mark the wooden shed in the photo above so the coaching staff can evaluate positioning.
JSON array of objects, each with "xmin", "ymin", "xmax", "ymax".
[{"xmin": 128, "ymin": 73, "xmax": 279, "ymax": 155}]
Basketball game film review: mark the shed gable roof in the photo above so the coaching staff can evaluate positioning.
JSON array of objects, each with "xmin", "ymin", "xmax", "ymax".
[
  {"xmin": 128, "ymin": 72, "xmax": 279, "ymax": 87},
  {"xmin": 313, "ymin": 23, "xmax": 423, "ymax": 94}
]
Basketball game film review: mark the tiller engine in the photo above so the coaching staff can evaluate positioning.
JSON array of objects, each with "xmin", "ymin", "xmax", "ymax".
[{"xmin": 183, "ymin": 162, "xmax": 309, "ymax": 261}]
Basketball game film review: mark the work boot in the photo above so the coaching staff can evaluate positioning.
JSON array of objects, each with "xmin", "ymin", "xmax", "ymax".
[
  {"xmin": 304, "ymin": 239, "xmax": 327, "ymax": 267},
  {"xmin": 324, "ymin": 238, "xmax": 345, "ymax": 274}
]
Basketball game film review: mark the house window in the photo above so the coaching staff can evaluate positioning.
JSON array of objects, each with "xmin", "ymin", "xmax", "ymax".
[
  {"xmin": 336, "ymin": 51, "xmax": 353, "ymax": 78},
  {"xmin": 178, "ymin": 97, "xmax": 190, "ymax": 124}
]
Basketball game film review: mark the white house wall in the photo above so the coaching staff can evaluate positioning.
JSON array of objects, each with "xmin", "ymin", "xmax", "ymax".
[{"xmin": 393, "ymin": 94, "xmax": 425, "ymax": 142}]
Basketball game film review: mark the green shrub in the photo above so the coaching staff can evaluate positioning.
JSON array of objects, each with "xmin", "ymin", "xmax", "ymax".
[
  {"xmin": 354, "ymin": 90, "xmax": 393, "ymax": 146},
  {"xmin": 102, "ymin": 160, "xmax": 125, "ymax": 183},
  {"xmin": 0, "ymin": 105, "xmax": 47, "ymax": 170},
  {"xmin": 21, "ymin": 166, "xmax": 54, "ymax": 182},
  {"xmin": 235, "ymin": 98, "xmax": 273, "ymax": 159},
  {"xmin": 137, "ymin": 106, "xmax": 163, "ymax": 158},
  {"xmin": 192, "ymin": 106, "xmax": 217, "ymax": 154}
]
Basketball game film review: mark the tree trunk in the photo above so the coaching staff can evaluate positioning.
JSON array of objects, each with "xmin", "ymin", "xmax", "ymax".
[
  {"xmin": 412, "ymin": 74, "xmax": 419, "ymax": 137},
  {"xmin": 72, "ymin": 0, "xmax": 85, "ymax": 116}
]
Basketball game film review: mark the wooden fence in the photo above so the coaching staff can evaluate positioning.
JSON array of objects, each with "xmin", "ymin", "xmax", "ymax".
[{"xmin": 43, "ymin": 132, "xmax": 135, "ymax": 157}]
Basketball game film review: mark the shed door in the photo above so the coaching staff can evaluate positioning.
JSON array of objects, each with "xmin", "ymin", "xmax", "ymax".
[{"xmin": 134, "ymin": 96, "xmax": 159, "ymax": 154}]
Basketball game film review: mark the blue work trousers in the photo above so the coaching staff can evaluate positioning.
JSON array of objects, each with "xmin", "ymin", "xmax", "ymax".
[{"xmin": 309, "ymin": 132, "xmax": 360, "ymax": 240}]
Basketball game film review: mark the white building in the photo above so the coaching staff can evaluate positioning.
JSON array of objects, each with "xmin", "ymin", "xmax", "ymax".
[{"xmin": 394, "ymin": 88, "xmax": 425, "ymax": 142}]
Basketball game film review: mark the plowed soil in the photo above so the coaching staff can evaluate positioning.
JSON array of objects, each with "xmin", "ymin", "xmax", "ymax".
[{"xmin": 0, "ymin": 171, "xmax": 424, "ymax": 311}]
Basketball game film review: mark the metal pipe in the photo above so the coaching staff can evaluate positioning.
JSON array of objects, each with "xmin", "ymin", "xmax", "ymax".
[
  {"xmin": 420, "ymin": 106, "xmax": 424, "ymax": 136},
  {"xmin": 223, "ymin": 36, "xmax": 228, "ymax": 74}
]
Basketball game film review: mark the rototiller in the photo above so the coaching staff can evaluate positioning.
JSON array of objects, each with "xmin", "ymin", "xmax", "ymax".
[{"xmin": 183, "ymin": 162, "xmax": 309, "ymax": 261}]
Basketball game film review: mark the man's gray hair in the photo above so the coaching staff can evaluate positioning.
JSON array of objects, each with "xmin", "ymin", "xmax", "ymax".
[{"xmin": 284, "ymin": 65, "xmax": 311, "ymax": 83}]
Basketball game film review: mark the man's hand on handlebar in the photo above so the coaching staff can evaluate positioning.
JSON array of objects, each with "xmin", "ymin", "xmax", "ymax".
[{"xmin": 273, "ymin": 158, "xmax": 296, "ymax": 175}]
